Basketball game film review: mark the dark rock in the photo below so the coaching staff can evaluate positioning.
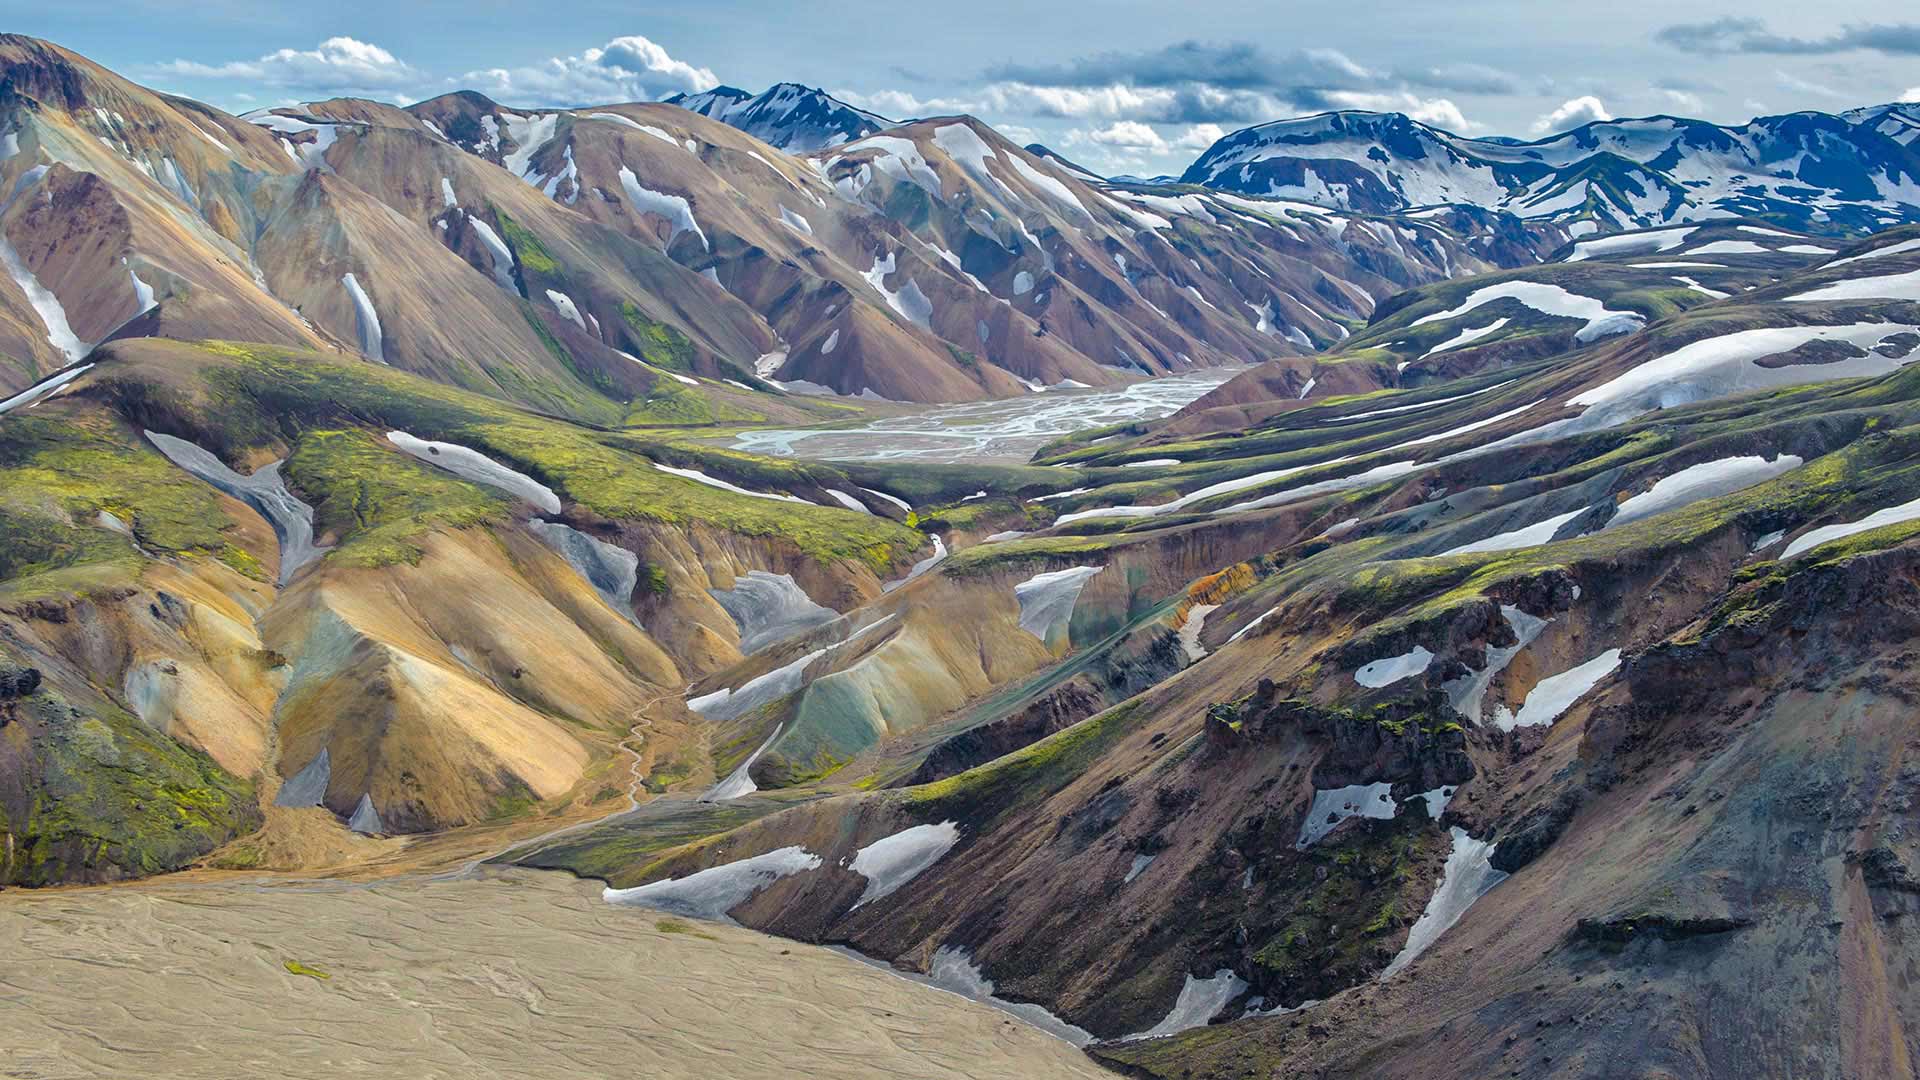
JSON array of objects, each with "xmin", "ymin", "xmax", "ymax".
[
  {"xmin": 0, "ymin": 665, "xmax": 41, "ymax": 698},
  {"xmin": 1491, "ymin": 791, "xmax": 1581, "ymax": 873},
  {"xmin": 1573, "ymin": 913, "xmax": 1752, "ymax": 945}
]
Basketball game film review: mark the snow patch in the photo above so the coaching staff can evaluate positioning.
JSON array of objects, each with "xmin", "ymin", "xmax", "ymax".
[
  {"xmin": 1493, "ymin": 649, "xmax": 1622, "ymax": 731},
  {"xmin": 1124, "ymin": 971, "xmax": 1249, "ymax": 1040},
  {"xmin": 1356, "ymin": 645, "xmax": 1434, "ymax": 688},
  {"xmin": 654, "ymin": 463, "xmax": 811, "ymax": 504},
  {"xmin": 1783, "ymin": 494, "xmax": 1920, "ymax": 559},
  {"xmin": 1297, "ymin": 782, "xmax": 1397, "ymax": 848},
  {"xmin": 618, "ymin": 166, "xmax": 709, "ymax": 250},
  {"xmin": 603, "ymin": 846, "xmax": 822, "ymax": 922},
  {"xmin": 1013, "ymin": 565, "xmax": 1102, "ymax": 644},
  {"xmin": 1380, "ymin": 827, "xmax": 1507, "ymax": 978},
  {"xmin": 849, "ymin": 822, "xmax": 961, "ymax": 908},
  {"xmin": 386, "ymin": 431, "xmax": 561, "ymax": 513},
  {"xmin": 710, "ymin": 570, "xmax": 838, "ymax": 655},
  {"xmin": 340, "ymin": 273, "xmax": 384, "ymax": 362}
]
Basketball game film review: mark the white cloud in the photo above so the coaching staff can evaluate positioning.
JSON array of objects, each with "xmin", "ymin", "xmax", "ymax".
[
  {"xmin": 833, "ymin": 88, "xmax": 976, "ymax": 118},
  {"xmin": 155, "ymin": 37, "xmax": 421, "ymax": 99},
  {"xmin": 1532, "ymin": 95, "xmax": 1611, "ymax": 133},
  {"xmin": 459, "ymin": 35, "xmax": 718, "ymax": 106},
  {"xmin": 1085, "ymin": 120, "xmax": 1168, "ymax": 152},
  {"xmin": 1319, "ymin": 91, "xmax": 1477, "ymax": 132},
  {"xmin": 1904, "ymin": 87, "xmax": 1920, "ymax": 103},
  {"xmin": 985, "ymin": 82, "xmax": 1173, "ymax": 119},
  {"xmin": 1059, "ymin": 121, "xmax": 1226, "ymax": 171},
  {"xmin": 978, "ymin": 81, "xmax": 1288, "ymax": 125},
  {"xmin": 1171, "ymin": 123, "xmax": 1226, "ymax": 150},
  {"xmin": 1662, "ymin": 88, "xmax": 1705, "ymax": 112},
  {"xmin": 1775, "ymin": 70, "xmax": 1843, "ymax": 99}
]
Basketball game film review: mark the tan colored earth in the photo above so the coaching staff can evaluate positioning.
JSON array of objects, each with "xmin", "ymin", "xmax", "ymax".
[{"xmin": 0, "ymin": 868, "xmax": 1111, "ymax": 1080}]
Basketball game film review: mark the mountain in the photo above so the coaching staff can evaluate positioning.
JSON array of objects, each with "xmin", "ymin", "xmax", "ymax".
[
  {"xmin": 1162, "ymin": 217, "xmax": 1849, "ymax": 434},
  {"xmin": 0, "ymin": 37, "xmax": 1557, "ymax": 407},
  {"xmin": 521, "ymin": 223, "xmax": 1920, "ymax": 1064},
  {"xmin": 11, "ymin": 28, "xmax": 1920, "ymax": 1080},
  {"xmin": 1025, "ymin": 143, "xmax": 1106, "ymax": 183},
  {"xmin": 664, "ymin": 82, "xmax": 892, "ymax": 151},
  {"xmin": 1184, "ymin": 105, "xmax": 1920, "ymax": 234}
]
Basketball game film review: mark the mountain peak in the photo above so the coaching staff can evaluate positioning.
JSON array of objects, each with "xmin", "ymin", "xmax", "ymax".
[{"xmin": 665, "ymin": 81, "xmax": 890, "ymax": 151}]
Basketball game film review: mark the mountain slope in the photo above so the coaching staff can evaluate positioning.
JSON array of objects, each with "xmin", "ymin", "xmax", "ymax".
[
  {"xmin": 513, "ymin": 221, "xmax": 1920, "ymax": 1064},
  {"xmin": 1185, "ymin": 105, "xmax": 1920, "ymax": 235}
]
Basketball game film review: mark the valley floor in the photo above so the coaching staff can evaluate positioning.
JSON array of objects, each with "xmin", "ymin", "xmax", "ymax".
[
  {"xmin": 0, "ymin": 867, "xmax": 1113, "ymax": 1080},
  {"xmin": 728, "ymin": 367, "xmax": 1241, "ymax": 463}
]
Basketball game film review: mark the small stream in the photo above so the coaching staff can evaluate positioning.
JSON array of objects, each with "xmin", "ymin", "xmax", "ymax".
[{"xmin": 730, "ymin": 368, "xmax": 1241, "ymax": 464}]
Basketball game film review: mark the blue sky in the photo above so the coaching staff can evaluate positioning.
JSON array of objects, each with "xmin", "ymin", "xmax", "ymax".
[{"xmin": 11, "ymin": 0, "xmax": 1920, "ymax": 174}]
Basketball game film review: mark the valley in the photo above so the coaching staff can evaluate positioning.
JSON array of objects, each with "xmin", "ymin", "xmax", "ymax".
[{"xmin": 3, "ymin": 26, "xmax": 1920, "ymax": 1079}]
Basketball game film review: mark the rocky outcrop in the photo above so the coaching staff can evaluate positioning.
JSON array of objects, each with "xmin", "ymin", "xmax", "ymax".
[{"xmin": 1241, "ymin": 685, "xmax": 1475, "ymax": 794}]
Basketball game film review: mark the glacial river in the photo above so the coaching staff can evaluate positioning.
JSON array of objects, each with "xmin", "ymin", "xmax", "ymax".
[{"xmin": 731, "ymin": 368, "xmax": 1241, "ymax": 464}]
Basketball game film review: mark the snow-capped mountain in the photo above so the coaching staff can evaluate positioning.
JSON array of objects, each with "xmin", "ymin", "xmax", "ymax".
[
  {"xmin": 1184, "ymin": 105, "xmax": 1920, "ymax": 234},
  {"xmin": 664, "ymin": 82, "xmax": 891, "ymax": 151}
]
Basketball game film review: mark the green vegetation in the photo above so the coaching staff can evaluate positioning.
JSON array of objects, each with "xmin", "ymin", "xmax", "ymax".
[
  {"xmin": 151, "ymin": 342, "xmax": 925, "ymax": 573},
  {"xmin": 623, "ymin": 381, "xmax": 761, "ymax": 427},
  {"xmin": 619, "ymin": 302, "xmax": 697, "ymax": 372},
  {"xmin": 285, "ymin": 428, "xmax": 506, "ymax": 567},
  {"xmin": 0, "ymin": 669, "xmax": 261, "ymax": 887},
  {"xmin": 908, "ymin": 700, "xmax": 1146, "ymax": 826},
  {"xmin": 1250, "ymin": 819, "xmax": 1436, "ymax": 998},
  {"xmin": 654, "ymin": 918, "xmax": 718, "ymax": 939},
  {"xmin": 0, "ymin": 413, "xmax": 252, "ymax": 596},
  {"xmin": 491, "ymin": 208, "xmax": 558, "ymax": 275}
]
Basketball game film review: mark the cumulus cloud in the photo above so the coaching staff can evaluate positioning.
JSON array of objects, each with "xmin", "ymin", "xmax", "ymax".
[
  {"xmin": 1657, "ymin": 18, "xmax": 1920, "ymax": 56},
  {"xmin": 458, "ymin": 35, "xmax": 718, "ymax": 106},
  {"xmin": 1172, "ymin": 123, "xmax": 1227, "ymax": 150},
  {"xmin": 1661, "ymin": 88, "xmax": 1704, "ymax": 112},
  {"xmin": 977, "ymin": 40, "xmax": 1392, "ymax": 126},
  {"xmin": 1085, "ymin": 120, "xmax": 1167, "ymax": 151},
  {"xmin": 974, "ymin": 38, "xmax": 1505, "ymax": 134},
  {"xmin": 832, "ymin": 88, "xmax": 974, "ymax": 119},
  {"xmin": 1316, "ymin": 91, "xmax": 1477, "ymax": 132},
  {"xmin": 154, "ymin": 37, "xmax": 422, "ymax": 99},
  {"xmin": 977, "ymin": 81, "xmax": 1289, "ymax": 125},
  {"xmin": 1532, "ymin": 95, "xmax": 1611, "ymax": 134},
  {"xmin": 1904, "ymin": 87, "xmax": 1920, "ymax": 103},
  {"xmin": 1062, "ymin": 121, "xmax": 1228, "ymax": 168}
]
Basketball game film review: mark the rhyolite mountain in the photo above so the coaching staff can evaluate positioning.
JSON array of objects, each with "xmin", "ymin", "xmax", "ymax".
[
  {"xmin": 0, "ymin": 34, "xmax": 1558, "ymax": 409},
  {"xmin": 7, "ymin": 29, "xmax": 1920, "ymax": 1080},
  {"xmin": 1185, "ymin": 104, "xmax": 1920, "ymax": 234}
]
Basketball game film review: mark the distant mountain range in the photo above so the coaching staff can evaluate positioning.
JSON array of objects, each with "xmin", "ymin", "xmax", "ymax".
[
  {"xmin": 653, "ymin": 82, "xmax": 1920, "ymax": 240},
  {"xmin": 1182, "ymin": 105, "xmax": 1920, "ymax": 233}
]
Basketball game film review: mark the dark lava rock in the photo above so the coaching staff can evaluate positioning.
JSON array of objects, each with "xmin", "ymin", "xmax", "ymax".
[{"xmin": 0, "ymin": 665, "xmax": 41, "ymax": 698}]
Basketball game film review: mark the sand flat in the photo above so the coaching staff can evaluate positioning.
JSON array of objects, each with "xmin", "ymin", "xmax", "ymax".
[{"xmin": 0, "ymin": 869, "xmax": 1112, "ymax": 1080}]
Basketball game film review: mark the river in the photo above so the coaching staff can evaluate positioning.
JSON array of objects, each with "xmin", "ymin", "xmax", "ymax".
[{"xmin": 731, "ymin": 368, "xmax": 1240, "ymax": 464}]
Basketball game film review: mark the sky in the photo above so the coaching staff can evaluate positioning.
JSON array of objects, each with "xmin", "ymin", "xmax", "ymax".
[{"xmin": 10, "ymin": 0, "xmax": 1920, "ymax": 175}]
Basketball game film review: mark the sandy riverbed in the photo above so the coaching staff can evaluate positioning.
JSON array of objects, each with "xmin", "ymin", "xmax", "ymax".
[{"xmin": 0, "ymin": 868, "xmax": 1112, "ymax": 1079}]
